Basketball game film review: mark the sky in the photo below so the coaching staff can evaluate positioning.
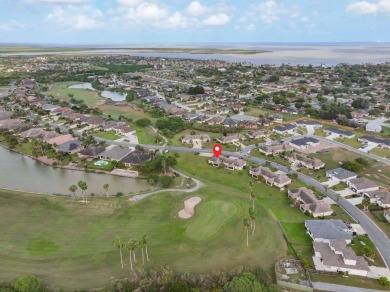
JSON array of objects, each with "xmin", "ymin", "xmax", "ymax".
[{"xmin": 0, "ymin": 0, "xmax": 389, "ymax": 45}]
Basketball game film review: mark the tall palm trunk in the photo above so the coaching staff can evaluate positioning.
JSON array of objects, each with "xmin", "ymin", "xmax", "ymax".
[
  {"xmin": 119, "ymin": 247, "xmax": 123, "ymax": 269},
  {"xmin": 246, "ymin": 229, "xmax": 249, "ymax": 247},
  {"xmin": 252, "ymin": 199, "xmax": 254, "ymax": 210},
  {"xmin": 133, "ymin": 251, "xmax": 136, "ymax": 262},
  {"xmin": 252, "ymin": 221, "xmax": 256, "ymax": 236},
  {"xmin": 129, "ymin": 251, "xmax": 133, "ymax": 270},
  {"xmin": 146, "ymin": 245, "xmax": 149, "ymax": 261},
  {"xmin": 141, "ymin": 248, "xmax": 145, "ymax": 265}
]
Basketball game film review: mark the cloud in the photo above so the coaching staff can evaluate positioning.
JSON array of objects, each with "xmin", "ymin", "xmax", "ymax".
[
  {"xmin": 243, "ymin": 1, "xmax": 299, "ymax": 25},
  {"xmin": 186, "ymin": 1, "xmax": 208, "ymax": 16},
  {"xmin": 163, "ymin": 12, "xmax": 188, "ymax": 28},
  {"xmin": 346, "ymin": 0, "xmax": 390, "ymax": 14},
  {"xmin": 45, "ymin": 5, "xmax": 103, "ymax": 30},
  {"xmin": 117, "ymin": 0, "xmax": 146, "ymax": 7},
  {"xmin": 202, "ymin": 13, "xmax": 230, "ymax": 26},
  {"xmin": 25, "ymin": 0, "xmax": 90, "ymax": 3},
  {"xmin": 0, "ymin": 20, "xmax": 25, "ymax": 31},
  {"xmin": 124, "ymin": 3, "xmax": 168, "ymax": 22}
]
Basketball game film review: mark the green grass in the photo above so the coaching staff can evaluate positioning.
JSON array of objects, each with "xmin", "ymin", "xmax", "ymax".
[
  {"xmin": 86, "ymin": 160, "xmax": 114, "ymax": 172},
  {"xmin": 314, "ymin": 128, "xmax": 327, "ymax": 137},
  {"xmin": 280, "ymin": 222, "xmax": 312, "ymax": 245},
  {"xmin": 94, "ymin": 130, "xmax": 121, "ymax": 140},
  {"xmin": 348, "ymin": 235, "xmax": 386, "ymax": 268},
  {"xmin": 310, "ymin": 274, "xmax": 389, "ymax": 291},
  {"xmin": 132, "ymin": 125, "xmax": 158, "ymax": 145},
  {"xmin": 186, "ymin": 200, "xmax": 237, "ymax": 241},
  {"xmin": 0, "ymin": 174, "xmax": 287, "ymax": 290},
  {"xmin": 99, "ymin": 104, "xmax": 155, "ymax": 122},
  {"xmin": 370, "ymin": 147, "xmax": 390, "ymax": 158},
  {"xmin": 44, "ymin": 81, "xmax": 103, "ymax": 107},
  {"xmin": 381, "ymin": 126, "xmax": 390, "ymax": 136}
]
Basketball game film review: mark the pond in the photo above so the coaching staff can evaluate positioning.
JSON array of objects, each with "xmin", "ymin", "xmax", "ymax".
[
  {"xmin": 0, "ymin": 146, "xmax": 151, "ymax": 196},
  {"xmin": 101, "ymin": 90, "xmax": 127, "ymax": 101}
]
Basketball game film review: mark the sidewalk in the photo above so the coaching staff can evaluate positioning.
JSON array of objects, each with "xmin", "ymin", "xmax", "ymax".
[{"xmin": 312, "ymin": 282, "xmax": 385, "ymax": 292}]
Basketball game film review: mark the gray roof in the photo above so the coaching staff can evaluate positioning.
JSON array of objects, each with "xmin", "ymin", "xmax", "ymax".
[
  {"xmin": 305, "ymin": 219, "xmax": 352, "ymax": 241},
  {"xmin": 99, "ymin": 146, "xmax": 132, "ymax": 161},
  {"xmin": 326, "ymin": 168, "xmax": 357, "ymax": 180},
  {"xmin": 230, "ymin": 115, "xmax": 255, "ymax": 121},
  {"xmin": 325, "ymin": 127, "xmax": 354, "ymax": 137},
  {"xmin": 290, "ymin": 137, "xmax": 319, "ymax": 147},
  {"xmin": 274, "ymin": 124, "xmax": 296, "ymax": 132},
  {"xmin": 56, "ymin": 140, "xmax": 83, "ymax": 152},
  {"xmin": 296, "ymin": 119, "xmax": 322, "ymax": 126}
]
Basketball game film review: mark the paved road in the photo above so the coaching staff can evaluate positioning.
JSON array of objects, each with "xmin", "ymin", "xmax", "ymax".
[
  {"xmin": 131, "ymin": 167, "xmax": 203, "ymax": 201},
  {"xmin": 312, "ymin": 282, "xmax": 385, "ymax": 292},
  {"xmin": 0, "ymin": 82, "xmax": 16, "ymax": 98}
]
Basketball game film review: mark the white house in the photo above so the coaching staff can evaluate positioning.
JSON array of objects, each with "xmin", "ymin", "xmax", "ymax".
[
  {"xmin": 313, "ymin": 239, "xmax": 369, "ymax": 276},
  {"xmin": 384, "ymin": 209, "xmax": 390, "ymax": 222},
  {"xmin": 273, "ymin": 124, "xmax": 296, "ymax": 135},
  {"xmin": 326, "ymin": 168, "xmax": 357, "ymax": 183},
  {"xmin": 347, "ymin": 177, "xmax": 379, "ymax": 195}
]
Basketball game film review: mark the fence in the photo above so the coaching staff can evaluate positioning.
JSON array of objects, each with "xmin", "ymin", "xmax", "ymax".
[{"xmin": 276, "ymin": 280, "xmax": 314, "ymax": 292}]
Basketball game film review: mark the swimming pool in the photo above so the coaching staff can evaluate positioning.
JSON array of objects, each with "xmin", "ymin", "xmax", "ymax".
[{"xmin": 94, "ymin": 160, "xmax": 109, "ymax": 166}]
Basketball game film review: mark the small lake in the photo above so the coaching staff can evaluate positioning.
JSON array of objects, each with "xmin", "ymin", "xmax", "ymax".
[
  {"xmin": 101, "ymin": 90, "xmax": 127, "ymax": 101},
  {"xmin": 68, "ymin": 83, "xmax": 95, "ymax": 91},
  {"xmin": 0, "ymin": 146, "xmax": 151, "ymax": 196}
]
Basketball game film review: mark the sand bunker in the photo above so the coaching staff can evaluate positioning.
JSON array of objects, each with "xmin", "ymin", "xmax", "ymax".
[{"xmin": 178, "ymin": 196, "xmax": 202, "ymax": 219}]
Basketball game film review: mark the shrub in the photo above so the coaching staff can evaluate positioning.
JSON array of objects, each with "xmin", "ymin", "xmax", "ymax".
[
  {"xmin": 13, "ymin": 275, "xmax": 42, "ymax": 292},
  {"xmin": 115, "ymin": 192, "xmax": 124, "ymax": 197}
]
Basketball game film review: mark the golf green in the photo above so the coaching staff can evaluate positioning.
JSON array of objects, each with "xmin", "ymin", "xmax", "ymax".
[{"xmin": 186, "ymin": 200, "xmax": 237, "ymax": 241}]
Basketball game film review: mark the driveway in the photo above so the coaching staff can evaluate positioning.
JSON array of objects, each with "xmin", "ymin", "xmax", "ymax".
[
  {"xmin": 312, "ymin": 282, "xmax": 385, "ymax": 292},
  {"xmin": 336, "ymin": 188, "xmax": 355, "ymax": 197},
  {"xmin": 347, "ymin": 197, "xmax": 363, "ymax": 205},
  {"xmin": 323, "ymin": 179, "xmax": 339, "ymax": 187},
  {"xmin": 359, "ymin": 142, "xmax": 378, "ymax": 153},
  {"xmin": 326, "ymin": 133, "xmax": 339, "ymax": 140},
  {"xmin": 306, "ymin": 125, "xmax": 315, "ymax": 135},
  {"xmin": 351, "ymin": 224, "xmax": 366, "ymax": 235},
  {"xmin": 368, "ymin": 266, "xmax": 390, "ymax": 279},
  {"xmin": 192, "ymin": 141, "xmax": 202, "ymax": 149}
]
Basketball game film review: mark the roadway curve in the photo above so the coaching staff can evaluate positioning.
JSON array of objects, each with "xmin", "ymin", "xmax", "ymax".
[{"xmin": 94, "ymin": 137, "xmax": 390, "ymax": 269}]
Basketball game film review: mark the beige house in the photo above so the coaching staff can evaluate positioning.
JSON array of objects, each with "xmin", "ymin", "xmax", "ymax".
[
  {"xmin": 288, "ymin": 153, "xmax": 325, "ymax": 170},
  {"xmin": 288, "ymin": 187, "xmax": 333, "ymax": 217},
  {"xmin": 181, "ymin": 134, "xmax": 211, "ymax": 144},
  {"xmin": 208, "ymin": 156, "xmax": 247, "ymax": 170},
  {"xmin": 249, "ymin": 166, "xmax": 291, "ymax": 188},
  {"xmin": 217, "ymin": 134, "xmax": 246, "ymax": 144},
  {"xmin": 259, "ymin": 142, "xmax": 293, "ymax": 155}
]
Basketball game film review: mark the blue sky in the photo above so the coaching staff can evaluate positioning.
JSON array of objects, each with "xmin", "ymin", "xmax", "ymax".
[{"xmin": 0, "ymin": 0, "xmax": 389, "ymax": 44}]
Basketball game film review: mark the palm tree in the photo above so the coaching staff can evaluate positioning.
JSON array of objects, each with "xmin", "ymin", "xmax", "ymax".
[
  {"xmin": 69, "ymin": 184, "xmax": 77, "ymax": 203},
  {"xmin": 102, "ymin": 183, "xmax": 109, "ymax": 198},
  {"xmin": 138, "ymin": 238, "xmax": 145, "ymax": 265},
  {"xmin": 141, "ymin": 234, "xmax": 150, "ymax": 262},
  {"xmin": 249, "ymin": 207, "xmax": 256, "ymax": 236},
  {"xmin": 335, "ymin": 193, "xmax": 341, "ymax": 203},
  {"xmin": 362, "ymin": 198, "xmax": 371, "ymax": 212},
  {"xmin": 114, "ymin": 238, "xmax": 124, "ymax": 269},
  {"xmin": 78, "ymin": 180, "xmax": 88, "ymax": 202},
  {"xmin": 243, "ymin": 218, "xmax": 250, "ymax": 247},
  {"xmin": 250, "ymin": 190, "xmax": 256, "ymax": 209},
  {"xmin": 161, "ymin": 159, "xmax": 167, "ymax": 174},
  {"xmin": 126, "ymin": 239, "xmax": 137, "ymax": 271}
]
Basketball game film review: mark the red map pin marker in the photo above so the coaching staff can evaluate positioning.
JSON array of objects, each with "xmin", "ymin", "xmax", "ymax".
[{"xmin": 213, "ymin": 144, "xmax": 222, "ymax": 158}]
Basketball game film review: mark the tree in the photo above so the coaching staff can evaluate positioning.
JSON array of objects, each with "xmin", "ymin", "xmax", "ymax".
[
  {"xmin": 249, "ymin": 207, "xmax": 256, "ymax": 236},
  {"xmin": 114, "ymin": 238, "xmax": 124, "ymax": 269},
  {"xmin": 161, "ymin": 158, "xmax": 167, "ymax": 175},
  {"xmin": 224, "ymin": 272, "xmax": 263, "ymax": 292},
  {"xmin": 250, "ymin": 190, "xmax": 256, "ymax": 210},
  {"xmin": 13, "ymin": 275, "xmax": 42, "ymax": 292},
  {"xmin": 103, "ymin": 183, "xmax": 110, "ymax": 198},
  {"xmin": 158, "ymin": 175, "xmax": 174, "ymax": 188},
  {"xmin": 135, "ymin": 118, "xmax": 152, "ymax": 127},
  {"xmin": 126, "ymin": 239, "xmax": 137, "ymax": 271},
  {"xmin": 78, "ymin": 180, "xmax": 88, "ymax": 202},
  {"xmin": 138, "ymin": 237, "xmax": 145, "ymax": 265},
  {"xmin": 141, "ymin": 234, "xmax": 150, "ymax": 262},
  {"xmin": 243, "ymin": 218, "xmax": 250, "ymax": 247},
  {"xmin": 69, "ymin": 184, "xmax": 77, "ymax": 203},
  {"xmin": 362, "ymin": 198, "xmax": 370, "ymax": 212},
  {"xmin": 188, "ymin": 85, "xmax": 205, "ymax": 95}
]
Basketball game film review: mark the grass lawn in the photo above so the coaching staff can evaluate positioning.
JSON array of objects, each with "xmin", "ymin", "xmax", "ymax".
[
  {"xmin": 314, "ymin": 128, "xmax": 327, "ymax": 137},
  {"xmin": 380, "ymin": 126, "xmax": 390, "ymax": 137},
  {"xmin": 85, "ymin": 160, "xmax": 114, "ymax": 172},
  {"xmin": 94, "ymin": 130, "xmax": 121, "ymax": 140},
  {"xmin": 280, "ymin": 222, "xmax": 312, "ymax": 245},
  {"xmin": 348, "ymin": 235, "xmax": 386, "ymax": 268},
  {"xmin": 334, "ymin": 133, "xmax": 363, "ymax": 148},
  {"xmin": 370, "ymin": 147, "xmax": 390, "ymax": 159},
  {"xmin": 364, "ymin": 210, "xmax": 390, "ymax": 239},
  {"xmin": 132, "ymin": 125, "xmax": 158, "ymax": 145},
  {"xmin": 0, "ymin": 168, "xmax": 287, "ymax": 290},
  {"xmin": 310, "ymin": 274, "xmax": 389, "ymax": 291},
  {"xmin": 99, "ymin": 104, "xmax": 155, "ymax": 122},
  {"xmin": 44, "ymin": 81, "xmax": 103, "ymax": 107}
]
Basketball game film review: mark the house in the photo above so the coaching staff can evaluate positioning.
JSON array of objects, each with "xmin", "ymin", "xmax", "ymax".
[
  {"xmin": 239, "ymin": 120, "xmax": 258, "ymax": 129},
  {"xmin": 249, "ymin": 166, "xmax": 291, "ymax": 188},
  {"xmin": 257, "ymin": 117, "xmax": 272, "ymax": 126},
  {"xmin": 217, "ymin": 134, "xmax": 245, "ymax": 144},
  {"xmin": 207, "ymin": 116, "xmax": 225, "ymax": 125},
  {"xmin": 208, "ymin": 156, "xmax": 247, "ymax": 170},
  {"xmin": 80, "ymin": 145, "xmax": 106, "ymax": 158},
  {"xmin": 99, "ymin": 146, "xmax": 132, "ymax": 161},
  {"xmin": 377, "ymin": 193, "xmax": 390, "ymax": 209},
  {"xmin": 363, "ymin": 190, "xmax": 390, "ymax": 205},
  {"xmin": 273, "ymin": 124, "xmax": 296, "ymax": 135},
  {"xmin": 259, "ymin": 142, "xmax": 293, "ymax": 155},
  {"xmin": 288, "ymin": 153, "xmax": 325, "ymax": 169},
  {"xmin": 384, "ymin": 209, "xmax": 390, "ymax": 222},
  {"xmin": 183, "ymin": 113, "xmax": 200, "ymax": 121},
  {"xmin": 347, "ymin": 178, "xmax": 379, "ymax": 194},
  {"xmin": 120, "ymin": 150, "xmax": 151, "ymax": 167},
  {"xmin": 366, "ymin": 123, "xmax": 382, "ymax": 133},
  {"xmin": 269, "ymin": 114, "xmax": 283, "ymax": 123},
  {"xmin": 282, "ymin": 106, "xmax": 299, "ymax": 114},
  {"xmin": 46, "ymin": 134, "xmax": 74, "ymax": 146},
  {"xmin": 216, "ymin": 107, "xmax": 229, "ymax": 115},
  {"xmin": 288, "ymin": 188, "xmax": 333, "ymax": 217},
  {"xmin": 305, "ymin": 220, "xmax": 353, "ymax": 243},
  {"xmin": 246, "ymin": 130, "xmax": 269, "ymax": 139},
  {"xmin": 326, "ymin": 168, "xmax": 358, "ymax": 183},
  {"xmin": 324, "ymin": 127, "xmax": 355, "ymax": 139},
  {"xmin": 19, "ymin": 128, "xmax": 59, "ymax": 141},
  {"xmin": 295, "ymin": 120, "xmax": 322, "ymax": 128},
  {"xmin": 313, "ymin": 239, "xmax": 369, "ymax": 276},
  {"xmin": 114, "ymin": 124, "xmax": 136, "ymax": 137},
  {"xmin": 289, "ymin": 137, "xmax": 320, "ymax": 149},
  {"xmin": 56, "ymin": 139, "xmax": 84, "ymax": 154},
  {"xmin": 223, "ymin": 117, "xmax": 238, "ymax": 128},
  {"xmin": 359, "ymin": 135, "xmax": 390, "ymax": 149},
  {"xmin": 181, "ymin": 134, "xmax": 211, "ymax": 144},
  {"xmin": 41, "ymin": 104, "xmax": 59, "ymax": 112}
]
